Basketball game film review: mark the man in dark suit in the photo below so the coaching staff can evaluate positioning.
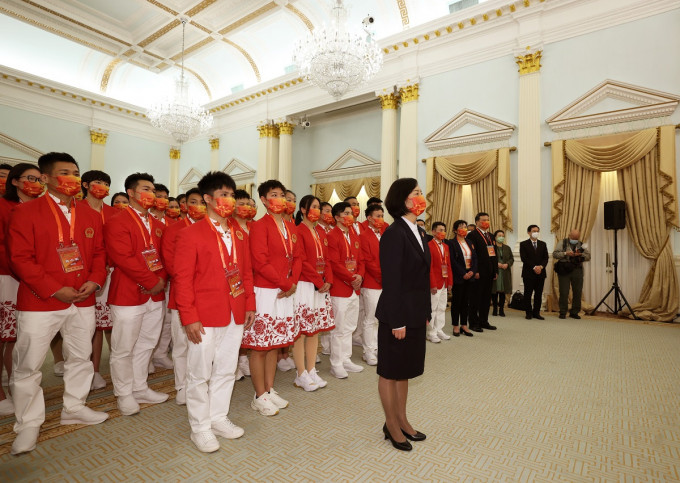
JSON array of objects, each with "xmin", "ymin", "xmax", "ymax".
[
  {"xmin": 519, "ymin": 225, "xmax": 549, "ymax": 320},
  {"xmin": 465, "ymin": 212, "xmax": 498, "ymax": 332}
]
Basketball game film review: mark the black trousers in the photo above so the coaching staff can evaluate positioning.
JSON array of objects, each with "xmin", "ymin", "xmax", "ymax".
[
  {"xmin": 451, "ymin": 279, "xmax": 474, "ymax": 326},
  {"xmin": 470, "ymin": 273, "xmax": 493, "ymax": 328},
  {"xmin": 523, "ymin": 275, "xmax": 545, "ymax": 315}
]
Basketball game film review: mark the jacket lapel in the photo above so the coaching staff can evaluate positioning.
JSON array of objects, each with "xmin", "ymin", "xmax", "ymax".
[{"xmin": 397, "ymin": 218, "xmax": 428, "ymax": 264}]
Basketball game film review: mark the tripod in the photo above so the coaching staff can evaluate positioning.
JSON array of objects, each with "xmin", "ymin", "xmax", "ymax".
[{"xmin": 590, "ymin": 229, "xmax": 638, "ymax": 319}]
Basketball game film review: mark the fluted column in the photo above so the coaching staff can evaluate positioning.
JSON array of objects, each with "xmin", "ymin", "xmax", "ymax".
[
  {"xmin": 278, "ymin": 121, "xmax": 294, "ymax": 189},
  {"xmin": 398, "ymin": 82, "xmax": 419, "ymax": 180},
  {"xmin": 169, "ymin": 147, "xmax": 180, "ymax": 196},
  {"xmin": 209, "ymin": 137, "xmax": 220, "ymax": 171},
  {"xmin": 89, "ymin": 129, "xmax": 108, "ymax": 171},
  {"xmin": 257, "ymin": 123, "xmax": 280, "ymax": 183},
  {"xmin": 377, "ymin": 90, "xmax": 399, "ymax": 220}
]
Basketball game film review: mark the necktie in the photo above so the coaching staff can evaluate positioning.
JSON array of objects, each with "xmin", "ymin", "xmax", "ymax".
[{"xmin": 533, "ymin": 241, "xmax": 537, "ymax": 249}]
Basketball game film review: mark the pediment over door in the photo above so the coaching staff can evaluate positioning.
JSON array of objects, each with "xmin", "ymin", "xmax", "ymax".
[
  {"xmin": 178, "ymin": 167, "xmax": 204, "ymax": 193},
  {"xmin": 424, "ymin": 109, "xmax": 515, "ymax": 151},
  {"xmin": 546, "ymin": 80, "xmax": 680, "ymax": 132},
  {"xmin": 0, "ymin": 132, "xmax": 42, "ymax": 165},
  {"xmin": 312, "ymin": 149, "xmax": 380, "ymax": 182},
  {"xmin": 222, "ymin": 158, "xmax": 256, "ymax": 184}
]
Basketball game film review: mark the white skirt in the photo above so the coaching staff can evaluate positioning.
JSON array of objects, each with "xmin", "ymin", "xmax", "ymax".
[
  {"xmin": 0, "ymin": 274, "xmax": 18, "ymax": 342},
  {"xmin": 241, "ymin": 287, "xmax": 298, "ymax": 350},
  {"xmin": 295, "ymin": 281, "xmax": 335, "ymax": 336},
  {"xmin": 95, "ymin": 270, "xmax": 113, "ymax": 330}
]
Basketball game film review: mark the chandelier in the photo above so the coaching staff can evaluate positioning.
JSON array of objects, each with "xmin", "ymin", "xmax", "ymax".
[
  {"xmin": 292, "ymin": 0, "xmax": 383, "ymax": 100},
  {"xmin": 147, "ymin": 18, "xmax": 213, "ymax": 144}
]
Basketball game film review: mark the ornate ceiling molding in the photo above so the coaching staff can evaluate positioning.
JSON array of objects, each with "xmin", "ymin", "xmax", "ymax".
[
  {"xmin": 396, "ymin": 0, "xmax": 410, "ymax": 29},
  {"xmin": 312, "ymin": 149, "xmax": 381, "ymax": 182},
  {"xmin": 222, "ymin": 39, "xmax": 262, "ymax": 83},
  {"xmin": 100, "ymin": 58, "xmax": 123, "ymax": 93},
  {"xmin": 183, "ymin": 67, "xmax": 212, "ymax": 99},
  {"xmin": 0, "ymin": 132, "xmax": 43, "ymax": 159},
  {"xmin": 285, "ymin": 4, "xmax": 314, "ymax": 32},
  {"xmin": 222, "ymin": 158, "xmax": 256, "ymax": 184},
  {"xmin": 424, "ymin": 109, "xmax": 516, "ymax": 150}
]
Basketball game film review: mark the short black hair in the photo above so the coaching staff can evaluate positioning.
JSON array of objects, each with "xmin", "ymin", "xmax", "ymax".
[
  {"xmin": 154, "ymin": 183, "xmax": 169, "ymax": 195},
  {"xmin": 343, "ymin": 196, "xmax": 357, "ymax": 202},
  {"xmin": 258, "ymin": 179, "xmax": 286, "ymax": 199},
  {"xmin": 295, "ymin": 194, "xmax": 320, "ymax": 225},
  {"xmin": 417, "ymin": 219, "xmax": 425, "ymax": 224},
  {"xmin": 475, "ymin": 212, "xmax": 489, "ymax": 222},
  {"xmin": 494, "ymin": 230, "xmax": 505, "ymax": 238},
  {"xmin": 168, "ymin": 197, "xmax": 177, "ymax": 203},
  {"xmin": 198, "ymin": 171, "xmax": 236, "ymax": 198},
  {"xmin": 367, "ymin": 197, "xmax": 382, "ymax": 205},
  {"xmin": 365, "ymin": 204, "xmax": 383, "ymax": 218},
  {"xmin": 234, "ymin": 189, "xmax": 250, "ymax": 201},
  {"xmin": 37, "ymin": 152, "xmax": 78, "ymax": 174},
  {"xmin": 332, "ymin": 201, "xmax": 351, "ymax": 218},
  {"xmin": 432, "ymin": 221, "xmax": 446, "ymax": 231},
  {"xmin": 0, "ymin": 163, "xmax": 12, "ymax": 171},
  {"xmin": 4, "ymin": 163, "xmax": 40, "ymax": 203},
  {"xmin": 110, "ymin": 192, "xmax": 128, "ymax": 206},
  {"xmin": 185, "ymin": 187, "xmax": 201, "ymax": 199},
  {"xmin": 176, "ymin": 193, "xmax": 187, "ymax": 203},
  {"xmin": 124, "ymin": 173, "xmax": 154, "ymax": 191},
  {"xmin": 81, "ymin": 170, "xmax": 111, "ymax": 196},
  {"xmin": 453, "ymin": 219, "xmax": 467, "ymax": 231},
  {"xmin": 527, "ymin": 224, "xmax": 540, "ymax": 233},
  {"xmin": 384, "ymin": 178, "xmax": 418, "ymax": 219},
  {"xmin": 320, "ymin": 201, "xmax": 332, "ymax": 211}
]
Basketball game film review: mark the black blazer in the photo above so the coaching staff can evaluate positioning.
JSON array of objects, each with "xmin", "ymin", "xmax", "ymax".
[
  {"xmin": 376, "ymin": 218, "xmax": 432, "ymax": 329},
  {"xmin": 465, "ymin": 229, "xmax": 498, "ymax": 278},
  {"xmin": 446, "ymin": 238, "xmax": 478, "ymax": 284},
  {"xmin": 519, "ymin": 239, "xmax": 549, "ymax": 279}
]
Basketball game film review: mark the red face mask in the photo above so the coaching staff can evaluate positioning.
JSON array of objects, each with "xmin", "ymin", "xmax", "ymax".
[
  {"xmin": 435, "ymin": 231, "xmax": 447, "ymax": 240},
  {"xmin": 114, "ymin": 202, "xmax": 129, "ymax": 211},
  {"xmin": 166, "ymin": 208, "xmax": 181, "ymax": 219},
  {"xmin": 306, "ymin": 208, "xmax": 320, "ymax": 223},
  {"xmin": 20, "ymin": 180, "xmax": 44, "ymax": 197},
  {"xmin": 479, "ymin": 220, "xmax": 490, "ymax": 230},
  {"xmin": 56, "ymin": 175, "xmax": 82, "ymax": 197},
  {"xmin": 214, "ymin": 197, "xmax": 235, "ymax": 218},
  {"xmin": 372, "ymin": 218, "xmax": 385, "ymax": 229},
  {"xmin": 154, "ymin": 198, "xmax": 169, "ymax": 211},
  {"xmin": 247, "ymin": 206, "xmax": 257, "ymax": 220},
  {"xmin": 180, "ymin": 202, "xmax": 188, "ymax": 214},
  {"xmin": 188, "ymin": 204, "xmax": 206, "ymax": 220},
  {"xmin": 268, "ymin": 197, "xmax": 286, "ymax": 214},
  {"xmin": 89, "ymin": 183, "xmax": 109, "ymax": 200},
  {"xmin": 285, "ymin": 201, "xmax": 296, "ymax": 215},
  {"xmin": 322, "ymin": 213, "xmax": 336, "ymax": 226},
  {"xmin": 236, "ymin": 205, "xmax": 251, "ymax": 219},
  {"xmin": 351, "ymin": 205, "xmax": 360, "ymax": 218},
  {"xmin": 408, "ymin": 195, "xmax": 426, "ymax": 216},
  {"xmin": 341, "ymin": 214, "xmax": 355, "ymax": 227},
  {"xmin": 0, "ymin": 178, "xmax": 6, "ymax": 195},
  {"xmin": 136, "ymin": 191, "xmax": 156, "ymax": 209},
  {"xmin": 457, "ymin": 228, "xmax": 468, "ymax": 237}
]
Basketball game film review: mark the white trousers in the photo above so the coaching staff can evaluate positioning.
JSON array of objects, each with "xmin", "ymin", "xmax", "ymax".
[
  {"xmin": 428, "ymin": 287, "xmax": 448, "ymax": 338},
  {"xmin": 330, "ymin": 293, "xmax": 359, "ymax": 371},
  {"xmin": 11, "ymin": 305, "xmax": 95, "ymax": 432},
  {"xmin": 360, "ymin": 288, "xmax": 381, "ymax": 358},
  {"xmin": 110, "ymin": 300, "xmax": 164, "ymax": 396},
  {"xmin": 153, "ymin": 301, "xmax": 172, "ymax": 360},
  {"xmin": 170, "ymin": 310, "xmax": 188, "ymax": 391},
  {"xmin": 319, "ymin": 332, "xmax": 330, "ymax": 354},
  {"xmin": 352, "ymin": 294, "xmax": 366, "ymax": 346},
  {"xmin": 186, "ymin": 320, "xmax": 244, "ymax": 433}
]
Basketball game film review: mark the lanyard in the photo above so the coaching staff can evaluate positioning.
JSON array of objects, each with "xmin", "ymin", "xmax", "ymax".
[
  {"xmin": 476, "ymin": 228, "xmax": 491, "ymax": 246},
  {"xmin": 206, "ymin": 217, "xmax": 237, "ymax": 269},
  {"xmin": 435, "ymin": 241, "xmax": 447, "ymax": 264},
  {"xmin": 271, "ymin": 215, "xmax": 293, "ymax": 258},
  {"xmin": 46, "ymin": 195, "xmax": 76, "ymax": 246},
  {"xmin": 306, "ymin": 224, "xmax": 324, "ymax": 259},
  {"xmin": 459, "ymin": 239, "xmax": 471, "ymax": 257},
  {"xmin": 127, "ymin": 207, "xmax": 152, "ymax": 248},
  {"xmin": 341, "ymin": 229, "xmax": 353, "ymax": 260}
]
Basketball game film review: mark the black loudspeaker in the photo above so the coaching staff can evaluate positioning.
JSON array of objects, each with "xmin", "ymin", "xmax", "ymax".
[{"xmin": 604, "ymin": 200, "xmax": 626, "ymax": 230}]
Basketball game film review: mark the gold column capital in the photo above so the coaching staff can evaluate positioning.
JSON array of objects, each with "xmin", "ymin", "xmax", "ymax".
[
  {"xmin": 209, "ymin": 137, "xmax": 220, "ymax": 150},
  {"xmin": 278, "ymin": 121, "xmax": 295, "ymax": 135},
  {"xmin": 169, "ymin": 148, "xmax": 181, "ymax": 160},
  {"xmin": 378, "ymin": 93, "xmax": 399, "ymax": 110},
  {"xmin": 516, "ymin": 48, "xmax": 542, "ymax": 75},
  {"xmin": 257, "ymin": 124, "xmax": 279, "ymax": 138},
  {"xmin": 90, "ymin": 129, "xmax": 108, "ymax": 145},
  {"xmin": 399, "ymin": 83, "xmax": 419, "ymax": 103}
]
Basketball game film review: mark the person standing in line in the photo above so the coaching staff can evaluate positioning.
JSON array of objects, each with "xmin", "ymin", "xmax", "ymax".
[
  {"xmin": 232, "ymin": 189, "xmax": 254, "ymax": 380},
  {"xmin": 427, "ymin": 222, "xmax": 453, "ymax": 343},
  {"xmin": 491, "ymin": 230, "xmax": 514, "ymax": 317},
  {"xmin": 519, "ymin": 225, "xmax": 549, "ymax": 320},
  {"xmin": 111, "ymin": 192, "xmax": 129, "ymax": 210},
  {"xmin": 465, "ymin": 212, "xmax": 498, "ymax": 332},
  {"xmin": 553, "ymin": 229, "xmax": 591, "ymax": 319},
  {"xmin": 448, "ymin": 220, "xmax": 477, "ymax": 337},
  {"xmin": 376, "ymin": 178, "xmax": 430, "ymax": 452},
  {"xmin": 359, "ymin": 204, "xmax": 385, "ymax": 366},
  {"xmin": 165, "ymin": 198, "xmax": 182, "ymax": 225},
  {"xmin": 316, "ymin": 201, "xmax": 335, "ymax": 357},
  {"xmin": 276, "ymin": 189, "xmax": 298, "ymax": 373}
]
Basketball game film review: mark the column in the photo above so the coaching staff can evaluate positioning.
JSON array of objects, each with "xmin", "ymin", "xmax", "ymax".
[
  {"xmin": 209, "ymin": 137, "xmax": 220, "ymax": 171},
  {"xmin": 377, "ymin": 89, "xmax": 399, "ymax": 219},
  {"xmin": 398, "ymin": 81, "xmax": 419, "ymax": 180},
  {"xmin": 89, "ymin": 129, "xmax": 108, "ymax": 171},
  {"xmin": 257, "ymin": 123, "xmax": 280, "ymax": 183},
  {"xmin": 278, "ymin": 121, "xmax": 294, "ymax": 189},
  {"xmin": 169, "ymin": 147, "xmax": 180, "ymax": 196}
]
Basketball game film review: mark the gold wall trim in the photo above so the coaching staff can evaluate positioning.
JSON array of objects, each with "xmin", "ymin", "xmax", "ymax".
[
  {"xmin": 396, "ymin": 0, "xmax": 409, "ymax": 28},
  {"xmin": 223, "ymin": 39, "xmax": 261, "ymax": 83},
  {"xmin": 278, "ymin": 121, "xmax": 295, "ymax": 135},
  {"xmin": 378, "ymin": 93, "xmax": 399, "ymax": 110},
  {"xmin": 100, "ymin": 58, "xmax": 122, "ymax": 93},
  {"xmin": 209, "ymin": 78, "xmax": 304, "ymax": 113},
  {"xmin": 183, "ymin": 67, "xmax": 212, "ymax": 99},
  {"xmin": 190, "ymin": 21, "xmax": 211, "ymax": 34},
  {"xmin": 171, "ymin": 37, "xmax": 214, "ymax": 62},
  {"xmin": 258, "ymin": 124, "xmax": 279, "ymax": 138},
  {"xmin": 516, "ymin": 49, "xmax": 542, "ymax": 75},
  {"xmin": 285, "ymin": 4, "xmax": 314, "ymax": 31},
  {"xmin": 400, "ymin": 84, "xmax": 419, "ymax": 103},
  {"xmin": 169, "ymin": 148, "xmax": 181, "ymax": 159},
  {"xmin": 145, "ymin": 0, "xmax": 179, "ymax": 16},
  {"xmin": 219, "ymin": 2, "xmax": 277, "ymax": 36},
  {"xmin": 209, "ymin": 138, "xmax": 220, "ymax": 150},
  {"xmin": 138, "ymin": 19, "xmax": 180, "ymax": 48},
  {"xmin": 90, "ymin": 129, "xmax": 108, "ymax": 145},
  {"xmin": 185, "ymin": 0, "xmax": 218, "ymax": 18}
]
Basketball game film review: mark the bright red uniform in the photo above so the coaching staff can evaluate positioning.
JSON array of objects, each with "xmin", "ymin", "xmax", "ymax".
[
  {"xmin": 359, "ymin": 228, "xmax": 382, "ymax": 290},
  {"xmin": 429, "ymin": 239, "xmax": 453, "ymax": 290},
  {"xmin": 326, "ymin": 226, "xmax": 364, "ymax": 297}
]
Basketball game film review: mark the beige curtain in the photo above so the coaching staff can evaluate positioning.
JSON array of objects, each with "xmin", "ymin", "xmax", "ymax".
[
  {"xmin": 551, "ymin": 126, "xmax": 679, "ymax": 321},
  {"xmin": 312, "ymin": 176, "xmax": 380, "ymax": 202},
  {"xmin": 236, "ymin": 183, "xmax": 253, "ymax": 196},
  {"xmin": 425, "ymin": 147, "xmax": 511, "ymax": 232}
]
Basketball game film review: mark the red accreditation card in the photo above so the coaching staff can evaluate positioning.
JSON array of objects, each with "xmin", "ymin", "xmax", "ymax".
[
  {"xmin": 57, "ymin": 245, "xmax": 85, "ymax": 273},
  {"xmin": 226, "ymin": 266, "xmax": 244, "ymax": 298},
  {"xmin": 142, "ymin": 247, "xmax": 164, "ymax": 272}
]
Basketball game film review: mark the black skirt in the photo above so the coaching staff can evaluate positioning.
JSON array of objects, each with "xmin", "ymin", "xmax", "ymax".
[{"xmin": 376, "ymin": 323, "xmax": 426, "ymax": 380}]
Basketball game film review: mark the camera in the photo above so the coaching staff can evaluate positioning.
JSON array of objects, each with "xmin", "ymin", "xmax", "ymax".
[
  {"xmin": 302, "ymin": 120, "xmax": 311, "ymax": 128},
  {"xmin": 362, "ymin": 15, "xmax": 374, "ymax": 28}
]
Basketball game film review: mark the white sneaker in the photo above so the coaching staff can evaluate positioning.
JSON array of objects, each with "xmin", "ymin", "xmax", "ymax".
[
  {"xmin": 133, "ymin": 388, "xmax": 169, "ymax": 404},
  {"xmin": 212, "ymin": 418, "xmax": 244, "ymax": 439},
  {"xmin": 175, "ymin": 388, "xmax": 186, "ymax": 406},
  {"xmin": 235, "ymin": 366, "xmax": 244, "ymax": 381},
  {"xmin": 11, "ymin": 427, "xmax": 39, "ymax": 455},
  {"xmin": 250, "ymin": 393, "xmax": 279, "ymax": 416},
  {"xmin": 60, "ymin": 406, "xmax": 108, "ymax": 425},
  {"xmin": 309, "ymin": 368, "xmax": 328, "ymax": 388},
  {"xmin": 352, "ymin": 339, "xmax": 363, "ymax": 347},
  {"xmin": 91, "ymin": 372, "xmax": 106, "ymax": 390},
  {"xmin": 277, "ymin": 359, "xmax": 293, "ymax": 372},
  {"xmin": 286, "ymin": 358, "xmax": 297, "ymax": 370},
  {"xmin": 343, "ymin": 360, "xmax": 364, "ymax": 373},
  {"xmin": 153, "ymin": 355, "xmax": 174, "ymax": 370},
  {"xmin": 316, "ymin": 354, "xmax": 321, "ymax": 363},
  {"xmin": 321, "ymin": 349, "xmax": 331, "ymax": 356},
  {"xmin": 294, "ymin": 371, "xmax": 318, "ymax": 392},
  {"xmin": 53, "ymin": 361, "xmax": 65, "ymax": 377},
  {"xmin": 362, "ymin": 353, "xmax": 378, "ymax": 366},
  {"xmin": 191, "ymin": 431, "xmax": 220, "ymax": 453},
  {"xmin": 427, "ymin": 335, "xmax": 441, "ymax": 343},
  {"xmin": 437, "ymin": 330, "xmax": 451, "ymax": 340},
  {"xmin": 117, "ymin": 395, "xmax": 140, "ymax": 416},
  {"xmin": 238, "ymin": 356, "xmax": 251, "ymax": 376},
  {"xmin": 268, "ymin": 388, "xmax": 289, "ymax": 409},
  {"xmin": 330, "ymin": 366, "xmax": 348, "ymax": 379},
  {"xmin": 0, "ymin": 397, "xmax": 14, "ymax": 415},
  {"xmin": 148, "ymin": 360, "xmax": 156, "ymax": 374}
]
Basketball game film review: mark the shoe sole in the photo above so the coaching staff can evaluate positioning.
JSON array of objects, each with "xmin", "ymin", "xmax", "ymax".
[
  {"xmin": 250, "ymin": 402, "xmax": 279, "ymax": 416},
  {"xmin": 10, "ymin": 444, "xmax": 36, "ymax": 455},
  {"xmin": 192, "ymin": 441, "xmax": 220, "ymax": 453},
  {"xmin": 294, "ymin": 382, "xmax": 318, "ymax": 392},
  {"xmin": 212, "ymin": 430, "xmax": 244, "ymax": 440},
  {"xmin": 60, "ymin": 416, "xmax": 108, "ymax": 426}
]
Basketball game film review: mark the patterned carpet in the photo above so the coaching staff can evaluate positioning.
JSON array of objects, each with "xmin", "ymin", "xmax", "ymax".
[{"xmin": 0, "ymin": 310, "xmax": 679, "ymax": 482}]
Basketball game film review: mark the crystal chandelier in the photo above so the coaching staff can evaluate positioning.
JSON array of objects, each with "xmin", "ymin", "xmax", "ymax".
[
  {"xmin": 147, "ymin": 18, "xmax": 213, "ymax": 144},
  {"xmin": 292, "ymin": 0, "xmax": 383, "ymax": 100}
]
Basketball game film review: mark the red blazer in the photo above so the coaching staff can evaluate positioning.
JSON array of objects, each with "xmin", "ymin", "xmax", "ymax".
[
  {"xmin": 0, "ymin": 197, "xmax": 19, "ymax": 277},
  {"xmin": 161, "ymin": 217, "xmax": 193, "ymax": 310},
  {"xmin": 297, "ymin": 222, "xmax": 333, "ymax": 289},
  {"xmin": 8, "ymin": 195, "xmax": 107, "ymax": 311},
  {"xmin": 104, "ymin": 208, "xmax": 167, "ymax": 306},
  {"xmin": 327, "ymin": 226, "xmax": 364, "ymax": 297},
  {"xmin": 360, "ymin": 228, "xmax": 382, "ymax": 289},
  {"xmin": 429, "ymin": 239, "xmax": 453, "ymax": 290},
  {"xmin": 174, "ymin": 217, "xmax": 255, "ymax": 327},
  {"xmin": 249, "ymin": 214, "xmax": 302, "ymax": 291},
  {"xmin": 78, "ymin": 199, "xmax": 118, "ymax": 225},
  {"xmin": 360, "ymin": 219, "xmax": 388, "ymax": 234}
]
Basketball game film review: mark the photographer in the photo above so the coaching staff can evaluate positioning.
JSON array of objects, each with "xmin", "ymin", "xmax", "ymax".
[{"xmin": 553, "ymin": 229, "xmax": 591, "ymax": 319}]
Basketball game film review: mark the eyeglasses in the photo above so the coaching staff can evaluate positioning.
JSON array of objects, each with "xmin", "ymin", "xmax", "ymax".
[{"xmin": 19, "ymin": 175, "xmax": 44, "ymax": 184}]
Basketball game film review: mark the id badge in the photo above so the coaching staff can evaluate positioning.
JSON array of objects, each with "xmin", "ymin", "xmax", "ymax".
[
  {"xmin": 315, "ymin": 258, "xmax": 326, "ymax": 275},
  {"xmin": 487, "ymin": 246, "xmax": 496, "ymax": 257},
  {"xmin": 441, "ymin": 264, "xmax": 448, "ymax": 278},
  {"xmin": 345, "ymin": 258, "xmax": 357, "ymax": 273},
  {"xmin": 57, "ymin": 245, "xmax": 84, "ymax": 273},
  {"xmin": 465, "ymin": 257, "xmax": 471, "ymax": 269},
  {"xmin": 225, "ymin": 266, "xmax": 244, "ymax": 298},
  {"xmin": 142, "ymin": 246, "xmax": 163, "ymax": 272}
]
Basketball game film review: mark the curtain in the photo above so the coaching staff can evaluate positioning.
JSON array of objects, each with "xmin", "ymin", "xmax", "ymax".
[
  {"xmin": 236, "ymin": 183, "xmax": 253, "ymax": 196},
  {"xmin": 312, "ymin": 176, "xmax": 380, "ymax": 202}
]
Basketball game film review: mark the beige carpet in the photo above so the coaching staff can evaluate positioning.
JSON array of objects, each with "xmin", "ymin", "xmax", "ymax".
[{"xmin": 1, "ymin": 311, "xmax": 679, "ymax": 482}]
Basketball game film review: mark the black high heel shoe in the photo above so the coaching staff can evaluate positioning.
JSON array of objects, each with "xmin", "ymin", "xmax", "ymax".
[
  {"xmin": 401, "ymin": 428, "xmax": 426, "ymax": 441},
  {"xmin": 383, "ymin": 424, "xmax": 412, "ymax": 451}
]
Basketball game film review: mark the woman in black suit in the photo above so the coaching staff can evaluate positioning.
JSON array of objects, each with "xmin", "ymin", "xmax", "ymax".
[
  {"xmin": 375, "ymin": 178, "xmax": 431, "ymax": 452},
  {"xmin": 447, "ymin": 220, "xmax": 478, "ymax": 337}
]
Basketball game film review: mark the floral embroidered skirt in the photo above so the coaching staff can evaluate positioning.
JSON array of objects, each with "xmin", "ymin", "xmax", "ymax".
[
  {"xmin": 294, "ymin": 281, "xmax": 335, "ymax": 336},
  {"xmin": 241, "ymin": 287, "xmax": 299, "ymax": 350}
]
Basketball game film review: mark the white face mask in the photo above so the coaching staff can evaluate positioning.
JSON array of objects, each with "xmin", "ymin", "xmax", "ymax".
[{"xmin": 531, "ymin": 232, "xmax": 540, "ymax": 240}]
